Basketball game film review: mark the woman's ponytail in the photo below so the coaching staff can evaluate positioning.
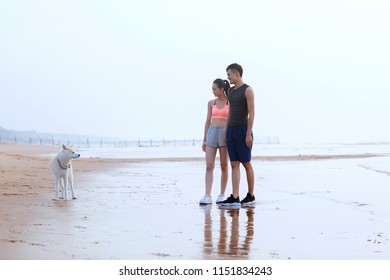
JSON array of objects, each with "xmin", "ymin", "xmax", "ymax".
[{"xmin": 213, "ymin": 78, "xmax": 230, "ymax": 97}]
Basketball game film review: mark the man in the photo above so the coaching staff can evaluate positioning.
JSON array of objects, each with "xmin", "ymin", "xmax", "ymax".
[{"xmin": 220, "ymin": 63, "xmax": 255, "ymax": 207}]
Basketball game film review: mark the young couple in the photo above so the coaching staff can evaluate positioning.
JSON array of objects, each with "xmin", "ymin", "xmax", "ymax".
[{"xmin": 200, "ymin": 63, "xmax": 255, "ymax": 207}]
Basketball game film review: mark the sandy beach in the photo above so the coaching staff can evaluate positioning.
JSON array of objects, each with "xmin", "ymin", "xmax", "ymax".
[{"xmin": 1, "ymin": 143, "xmax": 389, "ymax": 260}]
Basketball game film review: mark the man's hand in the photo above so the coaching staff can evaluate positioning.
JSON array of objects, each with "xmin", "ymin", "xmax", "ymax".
[{"xmin": 246, "ymin": 133, "xmax": 253, "ymax": 148}]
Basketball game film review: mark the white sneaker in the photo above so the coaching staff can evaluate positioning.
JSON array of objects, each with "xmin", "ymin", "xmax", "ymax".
[
  {"xmin": 216, "ymin": 194, "xmax": 225, "ymax": 204},
  {"xmin": 199, "ymin": 195, "xmax": 212, "ymax": 205}
]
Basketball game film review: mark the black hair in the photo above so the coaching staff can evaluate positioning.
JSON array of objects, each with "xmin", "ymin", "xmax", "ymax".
[
  {"xmin": 213, "ymin": 78, "xmax": 230, "ymax": 96},
  {"xmin": 226, "ymin": 63, "xmax": 243, "ymax": 77}
]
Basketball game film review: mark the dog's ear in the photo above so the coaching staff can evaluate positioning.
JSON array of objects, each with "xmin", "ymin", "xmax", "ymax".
[{"xmin": 62, "ymin": 144, "xmax": 67, "ymax": 150}]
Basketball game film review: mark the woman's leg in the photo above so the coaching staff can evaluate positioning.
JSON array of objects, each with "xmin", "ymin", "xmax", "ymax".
[
  {"xmin": 205, "ymin": 146, "xmax": 217, "ymax": 195},
  {"xmin": 218, "ymin": 146, "xmax": 229, "ymax": 196}
]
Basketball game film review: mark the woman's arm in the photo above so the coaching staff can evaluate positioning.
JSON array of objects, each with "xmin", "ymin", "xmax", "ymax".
[{"xmin": 202, "ymin": 100, "xmax": 213, "ymax": 151}]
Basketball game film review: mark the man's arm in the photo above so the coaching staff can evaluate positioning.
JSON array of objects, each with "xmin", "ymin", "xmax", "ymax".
[{"xmin": 245, "ymin": 87, "xmax": 255, "ymax": 147}]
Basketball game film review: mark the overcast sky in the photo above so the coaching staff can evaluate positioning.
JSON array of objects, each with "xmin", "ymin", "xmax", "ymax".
[{"xmin": 1, "ymin": 0, "xmax": 389, "ymax": 143}]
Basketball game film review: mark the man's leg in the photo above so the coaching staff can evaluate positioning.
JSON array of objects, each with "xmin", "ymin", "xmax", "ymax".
[
  {"xmin": 221, "ymin": 126, "xmax": 241, "ymax": 206},
  {"xmin": 242, "ymin": 161, "xmax": 254, "ymax": 195},
  {"xmin": 231, "ymin": 160, "xmax": 240, "ymax": 198}
]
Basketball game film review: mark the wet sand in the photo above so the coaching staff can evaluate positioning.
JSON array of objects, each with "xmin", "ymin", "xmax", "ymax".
[{"xmin": 0, "ymin": 143, "xmax": 389, "ymax": 259}]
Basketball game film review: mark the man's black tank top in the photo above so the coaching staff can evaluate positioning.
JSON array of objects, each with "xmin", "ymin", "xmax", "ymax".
[{"xmin": 227, "ymin": 84, "xmax": 249, "ymax": 126}]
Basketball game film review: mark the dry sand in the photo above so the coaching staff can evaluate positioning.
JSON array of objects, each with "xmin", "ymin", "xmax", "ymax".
[{"xmin": 1, "ymin": 143, "xmax": 389, "ymax": 259}]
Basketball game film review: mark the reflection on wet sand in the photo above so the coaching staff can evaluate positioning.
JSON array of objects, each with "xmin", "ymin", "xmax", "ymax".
[{"xmin": 201, "ymin": 206, "xmax": 254, "ymax": 259}]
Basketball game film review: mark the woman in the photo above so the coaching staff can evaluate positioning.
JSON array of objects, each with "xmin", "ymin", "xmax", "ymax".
[{"xmin": 200, "ymin": 78, "xmax": 230, "ymax": 205}]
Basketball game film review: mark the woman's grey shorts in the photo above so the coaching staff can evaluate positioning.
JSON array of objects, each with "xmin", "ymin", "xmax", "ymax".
[{"xmin": 205, "ymin": 126, "xmax": 227, "ymax": 148}]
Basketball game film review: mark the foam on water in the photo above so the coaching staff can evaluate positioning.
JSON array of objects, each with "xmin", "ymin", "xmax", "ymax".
[{"xmin": 74, "ymin": 143, "xmax": 390, "ymax": 159}]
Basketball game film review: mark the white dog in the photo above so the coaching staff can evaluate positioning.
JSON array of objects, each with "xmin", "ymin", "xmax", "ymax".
[{"xmin": 50, "ymin": 144, "xmax": 80, "ymax": 200}]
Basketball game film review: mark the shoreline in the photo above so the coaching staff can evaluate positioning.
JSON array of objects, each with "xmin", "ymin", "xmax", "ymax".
[{"xmin": 1, "ymin": 143, "xmax": 385, "ymax": 163}]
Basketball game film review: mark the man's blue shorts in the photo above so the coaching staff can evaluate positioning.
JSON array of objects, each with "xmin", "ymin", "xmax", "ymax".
[{"xmin": 226, "ymin": 125, "xmax": 253, "ymax": 163}]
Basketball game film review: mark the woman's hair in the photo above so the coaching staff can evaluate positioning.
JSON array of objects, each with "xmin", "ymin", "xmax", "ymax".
[{"xmin": 213, "ymin": 78, "xmax": 230, "ymax": 96}]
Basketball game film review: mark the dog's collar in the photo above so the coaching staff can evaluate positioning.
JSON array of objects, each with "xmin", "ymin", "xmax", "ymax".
[{"xmin": 57, "ymin": 157, "xmax": 70, "ymax": 169}]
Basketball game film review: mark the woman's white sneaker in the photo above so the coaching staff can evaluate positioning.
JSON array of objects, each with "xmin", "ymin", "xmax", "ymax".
[
  {"xmin": 199, "ymin": 195, "xmax": 212, "ymax": 205},
  {"xmin": 216, "ymin": 194, "xmax": 225, "ymax": 204}
]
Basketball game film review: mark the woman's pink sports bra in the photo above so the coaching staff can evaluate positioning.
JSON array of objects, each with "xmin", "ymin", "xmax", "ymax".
[{"xmin": 211, "ymin": 99, "xmax": 229, "ymax": 120}]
